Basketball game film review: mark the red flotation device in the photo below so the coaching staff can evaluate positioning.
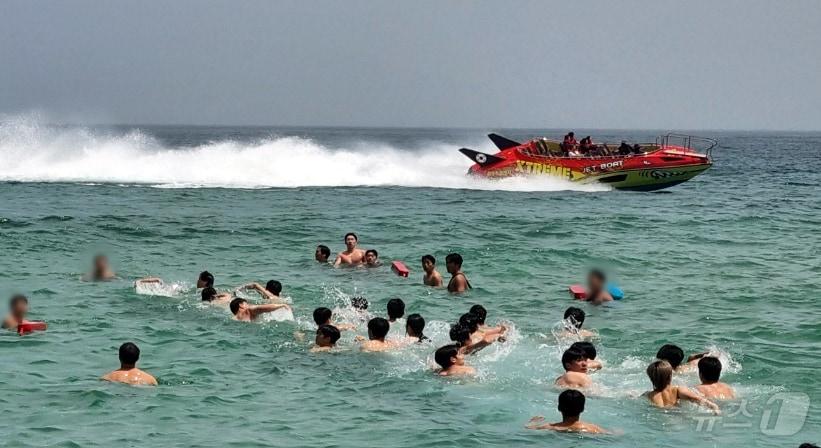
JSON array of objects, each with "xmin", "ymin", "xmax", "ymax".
[
  {"xmin": 17, "ymin": 321, "xmax": 47, "ymax": 335},
  {"xmin": 568, "ymin": 284, "xmax": 587, "ymax": 300},
  {"xmin": 391, "ymin": 261, "xmax": 410, "ymax": 278}
]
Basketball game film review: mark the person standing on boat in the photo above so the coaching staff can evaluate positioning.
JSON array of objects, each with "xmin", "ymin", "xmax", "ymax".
[{"xmin": 562, "ymin": 132, "xmax": 577, "ymax": 156}]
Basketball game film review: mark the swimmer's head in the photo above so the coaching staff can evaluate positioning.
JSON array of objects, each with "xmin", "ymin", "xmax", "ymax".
[
  {"xmin": 434, "ymin": 344, "xmax": 463, "ymax": 369},
  {"xmin": 570, "ymin": 341, "xmax": 597, "ymax": 360},
  {"xmin": 469, "ymin": 305, "xmax": 487, "ymax": 325},
  {"xmin": 386, "ymin": 298, "xmax": 405, "ymax": 320},
  {"xmin": 561, "ymin": 348, "xmax": 588, "ymax": 373},
  {"xmin": 93, "ymin": 254, "xmax": 109, "ymax": 272},
  {"xmin": 445, "ymin": 253, "xmax": 463, "ymax": 274},
  {"xmin": 9, "ymin": 294, "xmax": 28, "ymax": 317},
  {"xmin": 449, "ymin": 324, "xmax": 471, "ymax": 346},
  {"xmin": 563, "ymin": 307, "xmax": 585, "ymax": 329},
  {"xmin": 365, "ymin": 249, "xmax": 378, "ymax": 266},
  {"xmin": 647, "ymin": 360, "xmax": 673, "ymax": 390},
  {"xmin": 229, "ymin": 298, "xmax": 247, "ymax": 315},
  {"xmin": 344, "ymin": 233, "xmax": 358, "ymax": 250},
  {"xmin": 421, "ymin": 254, "xmax": 436, "ymax": 273},
  {"xmin": 458, "ymin": 313, "xmax": 479, "ymax": 333},
  {"xmin": 313, "ymin": 307, "xmax": 332, "ymax": 326},
  {"xmin": 201, "ymin": 287, "xmax": 218, "ymax": 302},
  {"xmin": 316, "ymin": 324, "xmax": 341, "ymax": 347},
  {"xmin": 698, "ymin": 356, "xmax": 722, "ymax": 384},
  {"xmin": 656, "ymin": 344, "xmax": 685, "ymax": 370},
  {"xmin": 587, "ymin": 269, "xmax": 606, "ymax": 291},
  {"xmin": 351, "ymin": 296, "xmax": 369, "ymax": 310},
  {"xmin": 198, "ymin": 271, "xmax": 214, "ymax": 288},
  {"xmin": 406, "ymin": 313, "xmax": 425, "ymax": 338},
  {"xmin": 265, "ymin": 280, "xmax": 282, "ymax": 296},
  {"xmin": 367, "ymin": 317, "xmax": 389, "ymax": 340},
  {"xmin": 315, "ymin": 245, "xmax": 331, "ymax": 262},
  {"xmin": 557, "ymin": 389, "xmax": 585, "ymax": 419},
  {"xmin": 118, "ymin": 342, "xmax": 140, "ymax": 367}
]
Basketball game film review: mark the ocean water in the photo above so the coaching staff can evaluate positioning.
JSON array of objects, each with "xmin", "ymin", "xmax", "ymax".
[{"xmin": 1, "ymin": 117, "xmax": 819, "ymax": 447}]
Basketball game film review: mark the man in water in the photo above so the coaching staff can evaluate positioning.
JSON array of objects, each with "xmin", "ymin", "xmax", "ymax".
[
  {"xmin": 134, "ymin": 270, "xmax": 214, "ymax": 289},
  {"xmin": 243, "ymin": 280, "xmax": 283, "ymax": 302},
  {"xmin": 101, "ymin": 342, "xmax": 158, "ymax": 386},
  {"xmin": 562, "ymin": 307, "xmax": 596, "ymax": 338},
  {"xmin": 469, "ymin": 304, "xmax": 507, "ymax": 337},
  {"xmin": 695, "ymin": 356, "xmax": 736, "ymax": 399},
  {"xmin": 585, "ymin": 270, "xmax": 613, "ymax": 304},
  {"xmin": 312, "ymin": 306, "xmax": 355, "ymax": 330},
  {"xmin": 555, "ymin": 348, "xmax": 592, "ymax": 389},
  {"xmin": 405, "ymin": 313, "xmax": 429, "ymax": 343},
  {"xmin": 83, "ymin": 254, "xmax": 117, "ymax": 281},
  {"xmin": 446, "ymin": 253, "xmax": 471, "ymax": 293},
  {"xmin": 201, "ymin": 287, "xmax": 232, "ymax": 305},
  {"xmin": 364, "ymin": 249, "xmax": 379, "ymax": 267},
  {"xmin": 570, "ymin": 341, "xmax": 602, "ymax": 371},
  {"xmin": 2, "ymin": 295, "xmax": 29, "ymax": 331},
  {"xmin": 421, "ymin": 254, "xmax": 443, "ymax": 287},
  {"xmin": 386, "ymin": 298, "xmax": 405, "ymax": 324},
  {"xmin": 527, "ymin": 390, "xmax": 608, "ymax": 434},
  {"xmin": 434, "ymin": 344, "xmax": 475, "ymax": 376},
  {"xmin": 311, "ymin": 324, "xmax": 341, "ymax": 352},
  {"xmin": 644, "ymin": 360, "xmax": 718, "ymax": 412},
  {"xmin": 360, "ymin": 317, "xmax": 396, "ymax": 352},
  {"xmin": 656, "ymin": 344, "xmax": 707, "ymax": 373},
  {"xmin": 334, "ymin": 233, "xmax": 366, "ymax": 267},
  {"xmin": 229, "ymin": 298, "xmax": 291, "ymax": 322},
  {"xmin": 315, "ymin": 245, "xmax": 331, "ymax": 263}
]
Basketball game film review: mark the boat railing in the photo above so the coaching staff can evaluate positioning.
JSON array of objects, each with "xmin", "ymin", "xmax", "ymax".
[
  {"xmin": 521, "ymin": 133, "xmax": 716, "ymax": 160},
  {"xmin": 656, "ymin": 133, "xmax": 717, "ymax": 156}
]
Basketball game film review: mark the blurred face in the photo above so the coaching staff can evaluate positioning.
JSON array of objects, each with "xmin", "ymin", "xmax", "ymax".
[
  {"xmin": 567, "ymin": 358, "xmax": 588, "ymax": 373},
  {"xmin": 365, "ymin": 252, "xmax": 377, "ymax": 265},
  {"xmin": 11, "ymin": 301, "xmax": 28, "ymax": 317},
  {"xmin": 345, "ymin": 235, "xmax": 357, "ymax": 251},
  {"xmin": 94, "ymin": 256, "xmax": 108, "ymax": 271},
  {"xmin": 587, "ymin": 274, "xmax": 603, "ymax": 291},
  {"xmin": 316, "ymin": 331, "xmax": 333, "ymax": 347},
  {"xmin": 315, "ymin": 247, "xmax": 327, "ymax": 262},
  {"xmin": 422, "ymin": 259, "xmax": 434, "ymax": 273},
  {"xmin": 446, "ymin": 261, "xmax": 458, "ymax": 274}
]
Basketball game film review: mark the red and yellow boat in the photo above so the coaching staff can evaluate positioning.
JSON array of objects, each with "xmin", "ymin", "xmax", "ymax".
[{"xmin": 460, "ymin": 133, "xmax": 716, "ymax": 191}]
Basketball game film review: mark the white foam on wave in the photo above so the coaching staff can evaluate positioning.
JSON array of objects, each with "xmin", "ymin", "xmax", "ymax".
[{"xmin": 0, "ymin": 115, "xmax": 608, "ymax": 192}]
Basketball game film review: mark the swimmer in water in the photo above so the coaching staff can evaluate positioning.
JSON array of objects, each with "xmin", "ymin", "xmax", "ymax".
[
  {"xmin": 83, "ymin": 254, "xmax": 117, "ymax": 281},
  {"xmin": 201, "ymin": 287, "xmax": 232, "ymax": 305},
  {"xmin": 585, "ymin": 270, "xmax": 613, "ymax": 304},
  {"xmin": 656, "ymin": 344, "xmax": 708, "ymax": 373},
  {"xmin": 311, "ymin": 324, "xmax": 341, "ymax": 352},
  {"xmin": 359, "ymin": 317, "xmax": 397, "ymax": 352},
  {"xmin": 364, "ymin": 249, "xmax": 380, "ymax": 267},
  {"xmin": 312, "ymin": 307, "xmax": 355, "ymax": 331},
  {"xmin": 405, "ymin": 313, "xmax": 429, "ymax": 343},
  {"xmin": 334, "ymin": 233, "xmax": 366, "ymax": 267},
  {"xmin": 421, "ymin": 254, "xmax": 443, "ymax": 287},
  {"xmin": 135, "ymin": 270, "xmax": 214, "ymax": 289},
  {"xmin": 644, "ymin": 360, "xmax": 719, "ymax": 413},
  {"xmin": 2, "ymin": 295, "xmax": 29, "ymax": 331},
  {"xmin": 315, "ymin": 244, "xmax": 331, "ymax": 263},
  {"xmin": 446, "ymin": 253, "xmax": 471, "ymax": 293},
  {"xmin": 386, "ymin": 298, "xmax": 405, "ymax": 325},
  {"xmin": 527, "ymin": 390, "xmax": 609, "ymax": 434},
  {"xmin": 229, "ymin": 298, "xmax": 291, "ymax": 322},
  {"xmin": 101, "ymin": 342, "xmax": 158, "ymax": 386},
  {"xmin": 695, "ymin": 356, "xmax": 736, "ymax": 399},
  {"xmin": 243, "ymin": 280, "xmax": 283, "ymax": 302},
  {"xmin": 555, "ymin": 348, "xmax": 592, "ymax": 389},
  {"xmin": 468, "ymin": 305, "xmax": 507, "ymax": 338},
  {"xmin": 570, "ymin": 342, "xmax": 602, "ymax": 371},
  {"xmin": 561, "ymin": 307, "xmax": 596, "ymax": 338},
  {"xmin": 351, "ymin": 296, "xmax": 369, "ymax": 311},
  {"xmin": 434, "ymin": 344, "xmax": 475, "ymax": 377}
]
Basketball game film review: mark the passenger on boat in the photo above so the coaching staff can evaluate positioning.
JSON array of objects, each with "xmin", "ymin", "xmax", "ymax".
[
  {"xmin": 632, "ymin": 143, "xmax": 643, "ymax": 154},
  {"xmin": 617, "ymin": 141, "xmax": 633, "ymax": 156},
  {"xmin": 579, "ymin": 136, "xmax": 593, "ymax": 155},
  {"xmin": 562, "ymin": 132, "xmax": 578, "ymax": 156}
]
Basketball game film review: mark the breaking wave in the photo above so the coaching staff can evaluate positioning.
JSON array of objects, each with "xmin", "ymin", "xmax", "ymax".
[{"xmin": 0, "ymin": 115, "xmax": 607, "ymax": 192}]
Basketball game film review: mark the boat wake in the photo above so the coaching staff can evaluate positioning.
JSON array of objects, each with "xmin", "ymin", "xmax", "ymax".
[{"xmin": 0, "ymin": 115, "xmax": 608, "ymax": 192}]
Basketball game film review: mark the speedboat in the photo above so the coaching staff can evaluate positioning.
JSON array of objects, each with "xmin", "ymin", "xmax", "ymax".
[{"xmin": 459, "ymin": 133, "xmax": 716, "ymax": 191}]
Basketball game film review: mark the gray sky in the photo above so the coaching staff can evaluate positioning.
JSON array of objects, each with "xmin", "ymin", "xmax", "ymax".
[{"xmin": 2, "ymin": 0, "xmax": 819, "ymax": 130}]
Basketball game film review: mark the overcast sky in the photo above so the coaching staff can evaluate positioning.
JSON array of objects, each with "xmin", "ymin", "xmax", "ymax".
[{"xmin": 2, "ymin": 0, "xmax": 819, "ymax": 130}]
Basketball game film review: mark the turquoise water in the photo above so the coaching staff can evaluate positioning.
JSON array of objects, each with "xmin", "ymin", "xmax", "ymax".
[{"xmin": 1, "ymin": 121, "xmax": 819, "ymax": 447}]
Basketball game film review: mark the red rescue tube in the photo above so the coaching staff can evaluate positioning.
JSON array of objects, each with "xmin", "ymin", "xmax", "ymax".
[
  {"xmin": 391, "ymin": 261, "xmax": 410, "ymax": 278},
  {"xmin": 568, "ymin": 285, "xmax": 587, "ymax": 300},
  {"xmin": 17, "ymin": 321, "xmax": 47, "ymax": 335}
]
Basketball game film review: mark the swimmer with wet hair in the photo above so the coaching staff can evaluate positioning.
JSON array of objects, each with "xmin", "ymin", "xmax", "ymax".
[
  {"xmin": 101, "ymin": 342, "xmax": 158, "ymax": 386},
  {"xmin": 2, "ymin": 295, "xmax": 29, "ymax": 331},
  {"xmin": 644, "ymin": 360, "xmax": 719, "ymax": 413},
  {"xmin": 243, "ymin": 280, "xmax": 283, "ymax": 302},
  {"xmin": 334, "ymin": 233, "xmax": 366, "ymax": 267},
  {"xmin": 446, "ymin": 253, "xmax": 471, "ymax": 293},
  {"xmin": 585, "ymin": 270, "xmax": 612, "ymax": 303},
  {"xmin": 696, "ymin": 356, "xmax": 736, "ymax": 399},
  {"xmin": 434, "ymin": 344, "xmax": 475, "ymax": 377},
  {"xmin": 138, "ymin": 270, "xmax": 214, "ymax": 289},
  {"xmin": 421, "ymin": 254, "xmax": 443, "ymax": 287},
  {"xmin": 229, "ymin": 298, "xmax": 291, "ymax": 322},
  {"xmin": 311, "ymin": 324, "xmax": 342, "ymax": 352},
  {"xmin": 315, "ymin": 245, "xmax": 331, "ymax": 263},
  {"xmin": 656, "ymin": 344, "xmax": 707, "ymax": 372},
  {"xmin": 313, "ymin": 306, "xmax": 355, "ymax": 331},
  {"xmin": 555, "ymin": 348, "xmax": 592, "ymax": 389},
  {"xmin": 83, "ymin": 254, "xmax": 117, "ymax": 281},
  {"xmin": 351, "ymin": 296, "xmax": 368, "ymax": 310},
  {"xmin": 405, "ymin": 313, "xmax": 429, "ymax": 343},
  {"xmin": 562, "ymin": 307, "xmax": 596, "ymax": 338},
  {"xmin": 360, "ymin": 317, "xmax": 397, "ymax": 352},
  {"xmin": 387, "ymin": 298, "xmax": 405, "ymax": 322},
  {"xmin": 569, "ymin": 341, "xmax": 602, "ymax": 370},
  {"xmin": 468, "ymin": 304, "xmax": 507, "ymax": 338},
  {"xmin": 364, "ymin": 249, "xmax": 380, "ymax": 267},
  {"xmin": 527, "ymin": 389, "xmax": 609, "ymax": 434},
  {"xmin": 201, "ymin": 287, "xmax": 232, "ymax": 305}
]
